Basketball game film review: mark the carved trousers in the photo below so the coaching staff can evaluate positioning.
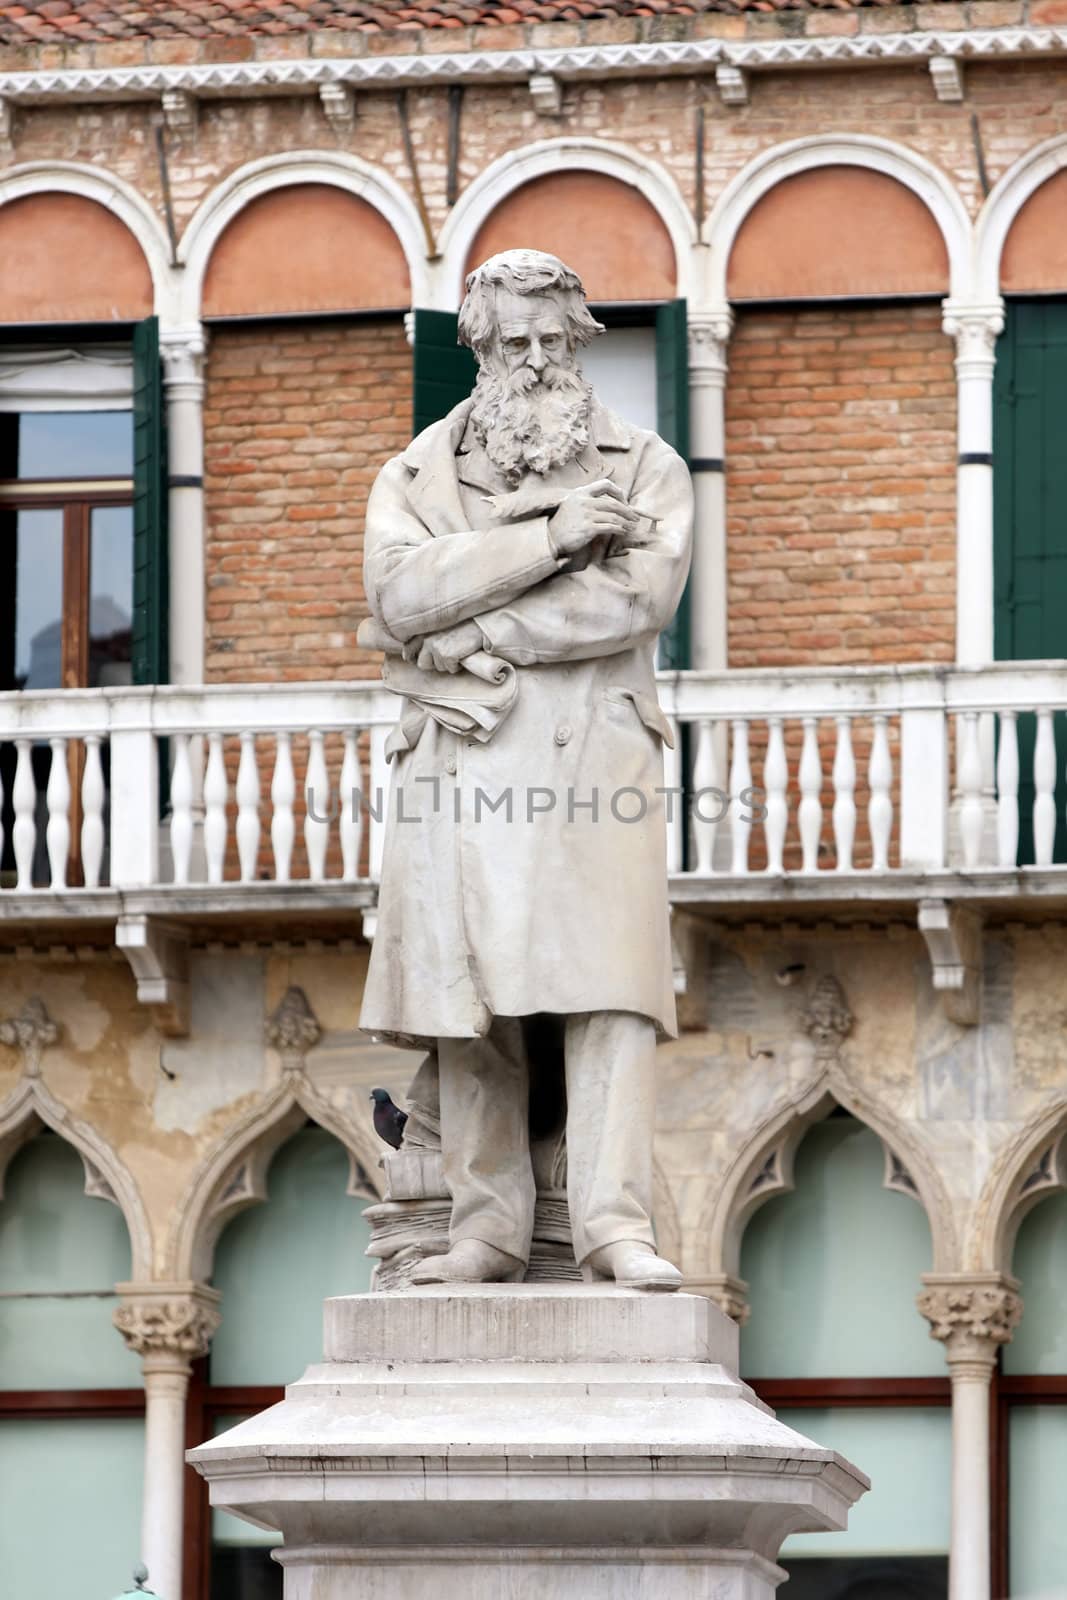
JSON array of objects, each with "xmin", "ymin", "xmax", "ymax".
[{"xmin": 439, "ymin": 1010, "xmax": 658, "ymax": 1266}]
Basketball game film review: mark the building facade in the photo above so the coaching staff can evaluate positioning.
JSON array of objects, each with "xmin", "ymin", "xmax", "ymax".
[{"xmin": 2, "ymin": 1, "xmax": 1067, "ymax": 1597}]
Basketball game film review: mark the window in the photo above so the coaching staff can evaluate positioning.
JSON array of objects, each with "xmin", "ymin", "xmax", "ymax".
[
  {"xmin": 184, "ymin": 1124, "xmax": 375, "ymax": 1600},
  {"xmin": 0, "ymin": 1131, "xmax": 144, "ymax": 1596},
  {"xmin": 740, "ymin": 1112, "xmax": 950, "ymax": 1596}
]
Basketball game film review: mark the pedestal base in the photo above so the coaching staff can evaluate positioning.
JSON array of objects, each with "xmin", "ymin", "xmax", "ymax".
[{"xmin": 189, "ymin": 1287, "xmax": 867, "ymax": 1598}]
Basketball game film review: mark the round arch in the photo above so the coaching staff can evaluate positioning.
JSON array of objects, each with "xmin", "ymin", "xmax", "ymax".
[
  {"xmin": 695, "ymin": 1070, "xmax": 956, "ymax": 1286},
  {"xmin": 438, "ymin": 137, "xmax": 697, "ymax": 308},
  {"xmin": 0, "ymin": 1077, "xmax": 153, "ymax": 1281},
  {"xmin": 170, "ymin": 1076, "xmax": 384, "ymax": 1284},
  {"xmin": 177, "ymin": 152, "xmax": 429, "ymax": 325},
  {"xmin": 704, "ymin": 134, "xmax": 973, "ymax": 311},
  {"xmin": 0, "ymin": 160, "xmax": 175, "ymax": 324},
  {"xmin": 975, "ymin": 132, "xmax": 1067, "ymax": 302}
]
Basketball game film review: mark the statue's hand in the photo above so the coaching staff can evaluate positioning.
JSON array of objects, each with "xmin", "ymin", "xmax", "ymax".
[
  {"xmin": 548, "ymin": 480, "xmax": 641, "ymax": 557},
  {"xmin": 415, "ymin": 619, "xmax": 484, "ymax": 674}
]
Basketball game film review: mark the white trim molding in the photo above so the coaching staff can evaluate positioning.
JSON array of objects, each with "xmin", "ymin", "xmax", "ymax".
[
  {"xmin": 974, "ymin": 131, "xmax": 1067, "ymax": 305},
  {"xmin": 176, "ymin": 150, "xmax": 431, "ymax": 324},
  {"xmin": 436, "ymin": 136, "xmax": 697, "ymax": 309},
  {"xmin": 0, "ymin": 159, "xmax": 177, "ymax": 323},
  {"xmin": 702, "ymin": 134, "xmax": 974, "ymax": 305},
  {"xmin": 0, "ymin": 27, "xmax": 1066, "ymax": 108}
]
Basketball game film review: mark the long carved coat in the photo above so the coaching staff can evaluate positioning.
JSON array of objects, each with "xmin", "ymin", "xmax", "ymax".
[{"xmin": 358, "ymin": 397, "xmax": 693, "ymax": 1047}]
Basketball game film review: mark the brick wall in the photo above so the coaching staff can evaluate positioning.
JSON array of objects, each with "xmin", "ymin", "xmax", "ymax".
[
  {"xmin": 725, "ymin": 301, "xmax": 957, "ymax": 670},
  {"xmin": 203, "ymin": 315, "xmax": 411, "ymax": 684}
]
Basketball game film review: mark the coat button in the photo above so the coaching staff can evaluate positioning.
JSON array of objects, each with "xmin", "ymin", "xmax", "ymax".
[
  {"xmin": 445, "ymin": 755, "xmax": 457, "ymax": 775},
  {"xmin": 554, "ymin": 724, "xmax": 572, "ymax": 746}
]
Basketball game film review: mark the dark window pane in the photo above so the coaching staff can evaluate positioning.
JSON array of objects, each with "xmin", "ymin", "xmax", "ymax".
[
  {"xmin": 781, "ymin": 1556, "xmax": 948, "ymax": 1599},
  {"xmin": 0, "ymin": 506, "xmax": 64, "ymax": 690},
  {"xmin": 3, "ymin": 411, "xmax": 133, "ymax": 479},
  {"xmin": 211, "ymin": 1545, "xmax": 282, "ymax": 1600},
  {"xmin": 89, "ymin": 505, "xmax": 133, "ymax": 687}
]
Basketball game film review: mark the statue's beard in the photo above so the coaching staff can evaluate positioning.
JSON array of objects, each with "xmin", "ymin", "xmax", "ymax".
[{"xmin": 469, "ymin": 364, "xmax": 594, "ymax": 486}]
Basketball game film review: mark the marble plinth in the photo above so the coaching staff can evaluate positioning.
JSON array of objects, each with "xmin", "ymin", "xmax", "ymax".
[{"xmin": 188, "ymin": 1287, "xmax": 867, "ymax": 1598}]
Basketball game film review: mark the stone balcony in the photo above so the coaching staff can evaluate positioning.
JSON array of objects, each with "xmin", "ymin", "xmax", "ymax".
[{"xmin": 2, "ymin": 663, "xmax": 1067, "ymax": 1031}]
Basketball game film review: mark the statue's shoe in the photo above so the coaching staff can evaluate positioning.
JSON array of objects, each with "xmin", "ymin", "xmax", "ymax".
[
  {"xmin": 583, "ymin": 1242, "xmax": 683, "ymax": 1292},
  {"xmin": 409, "ymin": 1238, "xmax": 526, "ymax": 1284}
]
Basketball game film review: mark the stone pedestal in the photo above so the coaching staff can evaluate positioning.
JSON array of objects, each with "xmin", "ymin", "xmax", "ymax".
[{"xmin": 189, "ymin": 1287, "xmax": 867, "ymax": 1598}]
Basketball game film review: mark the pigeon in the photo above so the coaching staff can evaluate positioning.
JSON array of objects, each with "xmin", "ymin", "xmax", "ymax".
[{"xmin": 370, "ymin": 1087, "xmax": 408, "ymax": 1150}]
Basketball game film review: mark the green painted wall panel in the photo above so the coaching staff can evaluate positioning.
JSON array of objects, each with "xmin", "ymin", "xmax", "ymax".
[
  {"xmin": 210, "ymin": 1127, "xmax": 373, "ymax": 1387},
  {"xmin": 740, "ymin": 1118, "xmax": 939, "ymax": 1379},
  {"xmin": 1005, "ymin": 1190, "xmax": 1067, "ymax": 1375},
  {"xmin": 0, "ymin": 1134, "xmax": 141, "ymax": 1389},
  {"xmin": 412, "ymin": 308, "xmax": 477, "ymax": 437},
  {"xmin": 1009, "ymin": 1407, "xmax": 1067, "ymax": 1597},
  {"xmin": 0, "ymin": 1418, "xmax": 144, "ymax": 1598}
]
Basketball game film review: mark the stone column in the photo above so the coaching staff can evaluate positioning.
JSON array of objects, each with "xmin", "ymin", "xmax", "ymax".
[
  {"xmin": 160, "ymin": 329, "xmax": 208, "ymax": 689},
  {"xmin": 115, "ymin": 1281, "xmax": 222, "ymax": 1600},
  {"xmin": 941, "ymin": 303, "xmax": 1005, "ymax": 862},
  {"xmin": 918, "ymin": 1272, "xmax": 1022, "ymax": 1600},
  {"xmin": 687, "ymin": 308, "xmax": 733, "ymax": 674}
]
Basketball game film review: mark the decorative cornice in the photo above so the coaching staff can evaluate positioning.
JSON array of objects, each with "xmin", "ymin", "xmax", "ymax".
[
  {"xmin": 917, "ymin": 1273, "xmax": 1022, "ymax": 1367},
  {"xmin": 1, "ymin": 29, "xmax": 1066, "ymax": 109},
  {"xmin": 114, "ymin": 1280, "xmax": 221, "ymax": 1365},
  {"xmin": 0, "ymin": 996, "xmax": 59, "ymax": 1078}
]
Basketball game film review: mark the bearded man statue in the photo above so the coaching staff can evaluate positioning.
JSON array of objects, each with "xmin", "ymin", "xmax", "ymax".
[{"xmin": 359, "ymin": 249, "xmax": 693, "ymax": 1290}]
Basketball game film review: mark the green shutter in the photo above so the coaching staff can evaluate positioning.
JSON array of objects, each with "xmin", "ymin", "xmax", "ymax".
[
  {"xmin": 413, "ymin": 308, "xmax": 478, "ymax": 435},
  {"xmin": 131, "ymin": 315, "xmax": 168, "ymax": 686},
  {"xmin": 993, "ymin": 299, "xmax": 1067, "ymax": 863},
  {"xmin": 655, "ymin": 298, "xmax": 690, "ymax": 671}
]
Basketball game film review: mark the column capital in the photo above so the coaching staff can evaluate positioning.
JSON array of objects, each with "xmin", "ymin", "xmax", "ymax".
[
  {"xmin": 688, "ymin": 308, "xmax": 734, "ymax": 385},
  {"xmin": 941, "ymin": 301, "xmax": 1005, "ymax": 375},
  {"xmin": 160, "ymin": 327, "xmax": 208, "ymax": 394},
  {"xmin": 917, "ymin": 1272, "xmax": 1022, "ymax": 1369},
  {"xmin": 114, "ymin": 1280, "xmax": 221, "ymax": 1370},
  {"xmin": 687, "ymin": 1273, "xmax": 750, "ymax": 1326}
]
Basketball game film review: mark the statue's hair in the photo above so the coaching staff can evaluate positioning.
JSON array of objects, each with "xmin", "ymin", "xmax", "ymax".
[{"xmin": 458, "ymin": 248, "xmax": 604, "ymax": 358}]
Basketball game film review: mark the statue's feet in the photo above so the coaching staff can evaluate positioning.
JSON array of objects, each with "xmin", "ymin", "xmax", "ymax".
[
  {"xmin": 410, "ymin": 1238, "xmax": 526, "ymax": 1284},
  {"xmin": 583, "ymin": 1242, "xmax": 682, "ymax": 1292}
]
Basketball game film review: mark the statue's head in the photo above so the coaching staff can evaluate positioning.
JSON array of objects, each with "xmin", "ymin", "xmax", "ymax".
[{"xmin": 458, "ymin": 248, "xmax": 605, "ymax": 485}]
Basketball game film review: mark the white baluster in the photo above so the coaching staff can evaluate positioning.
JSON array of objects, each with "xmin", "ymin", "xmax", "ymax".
[
  {"xmin": 203, "ymin": 732, "xmax": 228, "ymax": 885},
  {"xmin": 764, "ymin": 718, "xmax": 788, "ymax": 874},
  {"xmin": 340, "ymin": 729, "xmax": 362, "ymax": 883},
  {"xmin": 958, "ymin": 711, "xmax": 984, "ymax": 870},
  {"xmin": 691, "ymin": 718, "xmax": 719, "ymax": 876},
  {"xmin": 45, "ymin": 738, "xmax": 71, "ymax": 890},
  {"xmin": 729, "ymin": 718, "xmax": 752, "ymax": 875},
  {"xmin": 832, "ymin": 716, "xmax": 856, "ymax": 872},
  {"xmin": 236, "ymin": 731, "xmax": 260, "ymax": 884},
  {"xmin": 1033, "ymin": 709, "xmax": 1056, "ymax": 868},
  {"xmin": 271, "ymin": 732, "xmax": 295, "ymax": 883},
  {"xmin": 868, "ymin": 715, "xmax": 894, "ymax": 871},
  {"xmin": 304, "ymin": 730, "xmax": 330, "ymax": 883},
  {"xmin": 169, "ymin": 735, "xmax": 194, "ymax": 886},
  {"xmin": 13, "ymin": 739, "xmax": 36, "ymax": 890},
  {"xmin": 996, "ymin": 710, "xmax": 1019, "ymax": 870},
  {"xmin": 368, "ymin": 723, "xmax": 389, "ymax": 884},
  {"xmin": 798, "ymin": 716, "xmax": 823, "ymax": 873},
  {"xmin": 81, "ymin": 736, "xmax": 105, "ymax": 890},
  {"xmin": 663, "ymin": 717, "xmax": 683, "ymax": 874},
  {"xmin": 0, "ymin": 762, "xmax": 6, "ymax": 886}
]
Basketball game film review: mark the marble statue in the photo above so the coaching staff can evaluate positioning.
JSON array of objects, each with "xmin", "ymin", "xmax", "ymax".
[{"xmin": 359, "ymin": 248, "xmax": 693, "ymax": 1291}]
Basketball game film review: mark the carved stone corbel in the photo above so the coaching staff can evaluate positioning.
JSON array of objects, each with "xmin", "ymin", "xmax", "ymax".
[
  {"xmin": 0, "ymin": 96, "xmax": 14, "ymax": 148},
  {"xmin": 689, "ymin": 1273, "xmax": 751, "ymax": 1326},
  {"xmin": 161, "ymin": 87, "xmax": 197, "ymax": 133},
  {"xmin": 801, "ymin": 975, "xmax": 852, "ymax": 1063},
  {"xmin": 918, "ymin": 899, "xmax": 982, "ymax": 1025},
  {"xmin": 0, "ymin": 996, "xmax": 59, "ymax": 1078},
  {"xmin": 320, "ymin": 82, "xmax": 356, "ymax": 127},
  {"xmin": 266, "ymin": 986, "xmax": 322, "ymax": 1073},
  {"xmin": 716, "ymin": 62, "xmax": 748, "ymax": 106},
  {"xmin": 116, "ymin": 915, "xmax": 190, "ymax": 1038},
  {"xmin": 929, "ymin": 55, "xmax": 964, "ymax": 103},
  {"xmin": 529, "ymin": 73, "xmax": 563, "ymax": 118}
]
